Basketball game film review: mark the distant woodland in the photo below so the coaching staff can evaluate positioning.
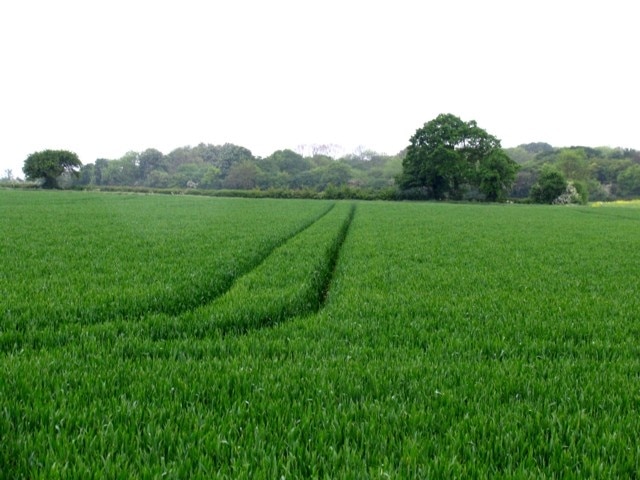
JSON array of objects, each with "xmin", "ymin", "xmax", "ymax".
[
  {"xmin": 505, "ymin": 143, "xmax": 640, "ymax": 201},
  {"xmin": 72, "ymin": 144, "xmax": 403, "ymax": 198},
  {"xmin": 76, "ymin": 142, "xmax": 640, "ymax": 201},
  {"xmin": 5, "ymin": 141, "xmax": 640, "ymax": 202}
]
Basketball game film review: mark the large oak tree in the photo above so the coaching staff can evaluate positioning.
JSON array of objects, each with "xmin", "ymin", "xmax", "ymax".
[
  {"xmin": 23, "ymin": 149, "xmax": 82, "ymax": 189},
  {"xmin": 399, "ymin": 114, "xmax": 517, "ymax": 201}
]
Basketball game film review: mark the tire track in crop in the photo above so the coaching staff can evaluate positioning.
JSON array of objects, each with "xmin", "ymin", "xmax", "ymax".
[
  {"xmin": 0, "ymin": 203, "xmax": 338, "ymax": 354},
  {"xmin": 202, "ymin": 203, "xmax": 356, "ymax": 335},
  {"xmin": 147, "ymin": 202, "xmax": 338, "ymax": 321},
  {"xmin": 4, "ymin": 204, "xmax": 352, "ymax": 352},
  {"xmin": 576, "ymin": 207, "xmax": 640, "ymax": 222},
  {"xmin": 318, "ymin": 203, "xmax": 356, "ymax": 308},
  {"xmin": 130, "ymin": 201, "xmax": 338, "ymax": 319},
  {"xmin": 141, "ymin": 203, "xmax": 357, "ymax": 340},
  {"xmin": 203, "ymin": 201, "xmax": 337, "ymax": 304}
]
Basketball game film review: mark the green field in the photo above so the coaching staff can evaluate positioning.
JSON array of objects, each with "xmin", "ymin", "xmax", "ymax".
[{"xmin": 2, "ymin": 190, "xmax": 640, "ymax": 478}]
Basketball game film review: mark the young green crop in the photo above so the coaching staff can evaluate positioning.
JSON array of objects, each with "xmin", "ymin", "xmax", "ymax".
[
  {"xmin": 144, "ymin": 201, "xmax": 355, "ymax": 339},
  {"xmin": 2, "ymin": 192, "xmax": 640, "ymax": 478},
  {"xmin": 0, "ymin": 190, "xmax": 332, "ymax": 347}
]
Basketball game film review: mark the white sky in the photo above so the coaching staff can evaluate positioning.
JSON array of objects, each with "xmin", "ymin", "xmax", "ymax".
[{"xmin": 1, "ymin": 0, "xmax": 637, "ymax": 177}]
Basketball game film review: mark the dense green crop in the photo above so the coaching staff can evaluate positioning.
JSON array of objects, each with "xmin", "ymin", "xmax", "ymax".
[
  {"xmin": 0, "ymin": 190, "xmax": 332, "ymax": 345},
  {"xmin": 2, "ymin": 191, "xmax": 639, "ymax": 478}
]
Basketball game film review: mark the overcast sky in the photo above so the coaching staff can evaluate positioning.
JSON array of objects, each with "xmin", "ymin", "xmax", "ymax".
[{"xmin": 1, "ymin": 0, "xmax": 637, "ymax": 177}]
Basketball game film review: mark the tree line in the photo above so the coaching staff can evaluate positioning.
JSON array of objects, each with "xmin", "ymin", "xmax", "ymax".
[
  {"xmin": 505, "ymin": 142, "xmax": 640, "ymax": 201},
  {"xmin": 72, "ymin": 144, "xmax": 402, "ymax": 195},
  {"xmin": 11, "ymin": 114, "xmax": 640, "ymax": 203}
]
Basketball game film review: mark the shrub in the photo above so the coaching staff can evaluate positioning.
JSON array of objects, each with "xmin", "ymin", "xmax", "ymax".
[{"xmin": 530, "ymin": 166, "xmax": 567, "ymax": 204}]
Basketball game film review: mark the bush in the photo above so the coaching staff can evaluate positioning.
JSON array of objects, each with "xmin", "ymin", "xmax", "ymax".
[
  {"xmin": 552, "ymin": 183, "xmax": 582, "ymax": 205},
  {"xmin": 530, "ymin": 166, "xmax": 567, "ymax": 204},
  {"xmin": 572, "ymin": 180, "xmax": 589, "ymax": 204}
]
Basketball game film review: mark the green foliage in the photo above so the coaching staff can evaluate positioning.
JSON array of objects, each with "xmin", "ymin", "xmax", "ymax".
[
  {"xmin": 571, "ymin": 180, "xmax": 589, "ymax": 204},
  {"xmin": 557, "ymin": 148, "xmax": 590, "ymax": 181},
  {"xmin": 222, "ymin": 160, "xmax": 259, "ymax": 189},
  {"xmin": 3, "ymin": 192, "xmax": 640, "ymax": 477},
  {"xmin": 137, "ymin": 148, "xmax": 167, "ymax": 180},
  {"xmin": 76, "ymin": 144, "xmax": 401, "ymax": 195},
  {"xmin": 98, "ymin": 152, "xmax": 138, "ymax": 186},
  {"xmin": 319, "ymin": 161, "xmax": 353, "ymax": 189},
  {"xmin": 216, "ymin": 143, "xmax": 254, "ymax": 176},
  {"xmin": 505, "ymin": 145, "xmax": 640, "ymax": 200},
  {"xmin": 477, "ymin": 150, "xmax": 520, "ymax": 202},
  {"xmin": 22, "ymin": 149, "xmax": 82, "ymax": 188},
  {"xmin": 265, "ymin": 149, "xmax": 313, "ymax": 175},
  {"xmin": 504, "ymin": 143, "xmax": 553, "ymax": 166},
  {"xmin": 400, "ymin": 113, "xmax": 516, "ymax": 201},
  {"xmin": 529, "ymin": 165, "xmax": 568, "ymax": 203},
  {"xmin": 616, "ymin": 164, "xmax": 640, "ymax": 197},
  {"xmin": 519, "ymin": 142, "xmax": 554, "ymax": 155}
]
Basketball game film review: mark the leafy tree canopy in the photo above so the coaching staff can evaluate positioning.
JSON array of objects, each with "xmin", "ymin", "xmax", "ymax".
[
  {"xmin": 137, "ymin": 148, "xmax": 166, "ymax": 179},
  {"xmin": 505, "ymin": 144, "xmax": 640, "ymax": 201},
  {"xmin": 399, "ymin": 113, "xmax": 517, "ymax": 201},
  {"xmin": 478, "ymin": 150, "xmax": 520, "ymax": 202},
  {"xmin": 23, "ymin": 149, "xmax": 82, "ymax": 188},
  {"xmin": 518, "ymin": 142, "xmax": 554, "ymax": 155},
  {"xmin": 529, "ymin": 164, "xmax": 567, "ymax": 204},
  {"xmin": 264, "ymin": 149, "xmax": 312, "ymax": 175}
]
